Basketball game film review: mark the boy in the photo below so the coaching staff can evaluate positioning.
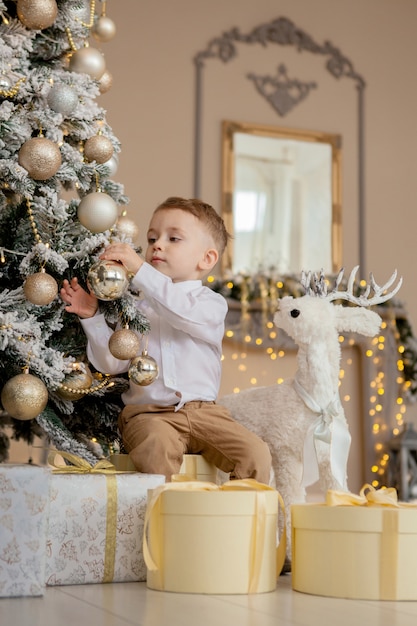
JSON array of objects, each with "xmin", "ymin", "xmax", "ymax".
[{"xmin": 61, "ymin": 197, "xmax": 271, "ymax": 483}]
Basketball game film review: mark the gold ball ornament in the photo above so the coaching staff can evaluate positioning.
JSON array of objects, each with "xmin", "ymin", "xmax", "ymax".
[
  {"xmin": 115, "ymin": 214, "xmax": 140, "ymax": 244},
  {"xmin": 1, "ymin": 371, "xmax": 48, "ymax": 420},
  {"xmin": 23, "ymin": 270, "xmax": 58, "ymax": 305},
  {"xmin": 47, "ymin": 83, "xmax": 79, "ymax": 116},
  {"xmin": 109, "ymin": 328, "xmax": 141, "ymax": 360},
  {"xmin": 84, "ymin": 135, "xmax": 114, "ymax": 164},
  {"xmin": 128, "ymin": 351, "xmax": 159, "ymax": 386},
  {"xmin": 57, "ymin": 363, "xmax": 94, "ymax": 401},
  {"xmin": 87, "ymin": 260, "xmax": 130, "ymax": 301},
  {"xmin": 98, "ymin": 70, "xmax": 113, "ymax": 94},
  {"xmin": 17, "ymin": 0, "xmax": 58, "ymax": 30},
  {"xmin": 92, "ymin": 16, "xmax": 117, "ymax": 42},
  {"xmin": 69, "ymin": 47, "xmax": 106, "ymax": 80},
  {"xmin": 18, "ymin": 137, "xmax": 62, "ymax": 180},
  {"xmin": 77, "ymin": 191, "xmax": 118, "ymax": 233}
]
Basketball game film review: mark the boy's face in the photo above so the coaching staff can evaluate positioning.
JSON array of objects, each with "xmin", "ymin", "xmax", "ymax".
[{"xmin": 145, "ymin": 208, "xmax": 218, "ymax": 282}]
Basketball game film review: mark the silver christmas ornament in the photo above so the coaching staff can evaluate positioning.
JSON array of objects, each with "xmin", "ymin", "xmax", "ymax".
[
  {"xmin": 18, "ymin": 137, "xmax": 62, "ymax": 180},
  {"xmin": 129, "ymin": 351, "xmax": 159, "ymax": 386},
  {"xmin": 47, "ymin": 83, "xmax": 79, "ymax": 116},
  {"xmin": 0, "ymin": 76, "xmax": 11, "ymax": 91},
  {"xmin": 69, "ymin": 47, "xmax": 106, "ymax": 80},
  {"xmin": 87, "ymin": 260, "xmax": 130, "ymax": 301},
  {"xmin": 92, "ymin": 16, "xmax": 117, "ymax": 42},
  {"xmin": 77, "ymin": 191, "xmax": 118, "ymax": 233},
  {"xmin": 17, "ymin": 0, "xmax": 58, "ymax": 30},
  {"xmin": 109, "ymin": 328, "xmax": 141, "ymax": 360},
  {"xmin": 84, "ymin": 135, "xmax": 114, "ymax": 164},
  {"xmin": 1, "ymin": 371, "xmax": 48, "ymax": 420},
  {"xmin": 23, "ymin": 270, "xmax": 58, "ymax": 305},
  {"xmin": 102, "ymin": 154, "xmax": 119, "ymax": 178}
]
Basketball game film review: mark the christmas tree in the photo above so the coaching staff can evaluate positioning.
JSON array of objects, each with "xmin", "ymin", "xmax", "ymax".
[{"xmin": 0, "ymin": 0, "xmax": 149, "ymax": 463}]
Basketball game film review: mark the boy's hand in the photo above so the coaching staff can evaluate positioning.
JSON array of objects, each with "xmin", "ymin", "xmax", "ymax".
[
  {"xmin": 60, "ymin": 277, "xmax": 98, "ymax": 319},
  {"xmin": 100, "ymin": 243, "xmax": 143, "ymax": 276}
]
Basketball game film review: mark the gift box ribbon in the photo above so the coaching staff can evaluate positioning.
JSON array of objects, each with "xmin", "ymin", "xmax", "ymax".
[
  {"xmin": 143, "ymin": 478, "xmax": 286, "ymax": 593},
  {"xmin": 326, "ymin": 483, "xmax": 417, "ymax": 599},
  {"xmin": 48, "ymin": 450, "xmax": 133, "ymax": 584}
]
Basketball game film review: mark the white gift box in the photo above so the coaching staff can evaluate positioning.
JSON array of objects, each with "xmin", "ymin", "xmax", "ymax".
[
  {"xmin": 45, "ymin": 470, "xmax": 165, "ymax": 586},
  {"xmin": 0, "ymin": 464, "xmax": 50, "ymax": 597}
]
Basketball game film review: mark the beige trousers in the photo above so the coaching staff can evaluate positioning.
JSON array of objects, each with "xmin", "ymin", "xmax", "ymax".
[{"xmin": 118, "ymin": 400, "xmax": 271, "ymax": 484}]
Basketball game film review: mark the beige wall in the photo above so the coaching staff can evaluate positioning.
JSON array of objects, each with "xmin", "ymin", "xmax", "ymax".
[
  {"xmin": 96, "ymin": 1, "xmax": 417, "ymax": 486},
  {"xmin": 101, "ymin": 0, "xmax": 417, "ymax": 337}
]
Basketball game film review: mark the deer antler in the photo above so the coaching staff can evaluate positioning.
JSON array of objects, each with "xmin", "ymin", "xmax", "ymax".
[
  {"xmin": 300, "ymin": 269, "xmax": 328, "ymax": 297},
  {"xmin": 326, "ymin": 265, "xmax": 403, "ymax": 306}
]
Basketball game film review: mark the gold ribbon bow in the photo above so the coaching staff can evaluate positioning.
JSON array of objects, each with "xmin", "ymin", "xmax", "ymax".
[
  {"xmin": 326, "ymin": 483, "xmax": 417, "ymax": 508},
  {"xmin": 48, "ymin": 449, "xmax": 132, "ymax": 583},
  {"xmin": 143, "ymin": 478, "xmax": 286, "ymax": 594}
]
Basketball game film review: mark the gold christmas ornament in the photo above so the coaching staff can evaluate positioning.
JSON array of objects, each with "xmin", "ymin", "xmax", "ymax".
[
  {"xmin": 77, "ymin": 191, "xmax": 118, "ymax": 233},
  {"xmin": 84, "ymin": 135, "xmax": 114, "ymax": 164},
  {"xmin": 109, "ymin": 327, "xmax": 141, "ymax": 360},
  {"xmin": 57, "ymin": 363, "xmax": 94, "ymax": 401},
  {"xmin": 98, "ymin": 69, "xmax": 113, "ymax": 94},
  {"xmin": 1, "ymin": 370, "xmax": 48, "ymax": 420},
  {"xmin": 128, "ymin": 350, "xmax": 159, "ymax": 386},
  {"xmin": 69, "ymin": 47, "xmax": 106, "ymax": 80},
  {"xmin": 23, "ymin": 269, "xmax": 58, "ymax": 305},
  {"xmin": 92, "ymin": 16, "xmax": 116, "ymax": 42},
  {"xmin": 115, "ymin": 214, "xmax": 140, "ymax": 244},
  {"xmin": 17, "ymin": 0, "xmax": 58, "ymax": 30},
  {"xmin": 87, "ymin": 259, "xmax": 130, "ymax": 301},
  {"xmin": 47, "ymin": 83, "xmax": 79, "ymax": 116},
  {"xmin": 18, "ymin": 137, "xmax": 62, "ymax": 180}
]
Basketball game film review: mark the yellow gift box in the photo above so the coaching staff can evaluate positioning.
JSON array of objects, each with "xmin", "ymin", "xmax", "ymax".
[
  {"xmin": 291, "ymin": 484, "xmax": 417, "ymax": 600},
  {"xmin": 109, "ymin": 452, "xmax": 219, "ymax": 482},
  {"xmin": 144, "ymin": 479, "xmax": 285, "ymax": 594}
]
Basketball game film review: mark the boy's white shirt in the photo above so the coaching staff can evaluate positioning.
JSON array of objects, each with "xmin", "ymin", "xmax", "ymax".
[{"xmin": 80, "ymin": 262, "xmax": 227, "ymax": 410}]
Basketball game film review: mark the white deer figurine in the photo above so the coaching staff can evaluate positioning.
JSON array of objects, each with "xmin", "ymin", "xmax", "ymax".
[{"xmin": 218, "ymin": 266, "xmax": 402, "ymax": 565}]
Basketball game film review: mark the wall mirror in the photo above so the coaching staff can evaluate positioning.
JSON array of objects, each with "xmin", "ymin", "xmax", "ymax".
[{"xmin": 221, "ymin": 120, "xmax": 342, "ymax": 276}]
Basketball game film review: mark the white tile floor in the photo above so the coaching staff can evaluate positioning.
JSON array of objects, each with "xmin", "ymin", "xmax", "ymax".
[{"xmin": 2, "ymin": 575, "xmax": 417, "ymax": 626}]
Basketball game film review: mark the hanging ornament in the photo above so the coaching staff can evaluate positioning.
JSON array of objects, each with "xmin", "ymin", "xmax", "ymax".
[
  {"xmin": 87, "ymin": 259, "xmax": 130, "ymax": 301},
  {"xmin": 18, "ymin": 137, "xmax": 62, "ymax": 181},
  {"xmin": 98, "ymin": 70, "xmax": 113, "ymax": 94},
  {"xmin": 47, "ymin": 83, "xmax": 79, "ymax": 117},
  {"xmin": 92, "ymin": 15, "xmax": 116, "ymax": 42},
  {"xmin": 102, "ymin": 153, "xmax": 118, "ymax": 178},
  {"xmin": 84, "ymin": 134, "xmax": 114, "ymax": 164},
  {"xmin": 23, "ymin": 269, "xmax": 58, "ymax": 306},
  {"xmin": 77, "ymin": 191, "xmax": 118, "ymax": 233},
  {"xmin": 17, "ymin": 0, "xmax": 58, "ymax": 30},
  {"xmin": 115, "ymin": 213, "xmax": 140, "ymax": 244},
  {"xmin": 109, "ymin": 327, "xmax": 141, "ymax": 360},
  {"xmin": 57, "ymin": 363, "xmax": 94, "ymax": 401},
  {"xmin": 69, "ymin": 47, "xmax": 106, "ymax": 80},
  {"xmin": 1, "ymin": 369, "xmax": 48, "ymax": 420},
  {"xmin": 128, "ymin": 350, "xmax": 159, "ymax": 386}
]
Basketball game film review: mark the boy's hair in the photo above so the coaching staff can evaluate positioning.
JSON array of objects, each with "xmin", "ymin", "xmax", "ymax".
[{"xmin": 154, "ymin": 197, "xmax": 231, "ymax": 256}]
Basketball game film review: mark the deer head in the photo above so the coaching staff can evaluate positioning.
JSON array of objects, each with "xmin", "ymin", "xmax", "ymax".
[{"xmin": 273, "ymin": 266, "xmax": 402, "ymax": 345}]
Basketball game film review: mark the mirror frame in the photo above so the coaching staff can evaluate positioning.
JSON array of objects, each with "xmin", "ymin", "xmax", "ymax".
[{"xmin": 221, "ymin": 119, "xmax": 343, "ymax": 276}]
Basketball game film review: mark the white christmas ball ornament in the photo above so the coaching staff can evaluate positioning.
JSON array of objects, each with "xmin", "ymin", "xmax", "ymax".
[
  {"xmin": 47, "ymin": 83, "xmax": 79, "ymax": 116},
  {"xmin": 92, "ymin": 16, "xmax": 117, "ymax": 42},
  {"xmin": 102, "ymin": 154, "xmax": 118, "ymax": 178},
  {"xmin": 69, "ymin": 47, "xmax": 106, "ymax": 80},
  {"xmin": 77, "ymin": 192, "xmax": 118, "ymax": 233}
]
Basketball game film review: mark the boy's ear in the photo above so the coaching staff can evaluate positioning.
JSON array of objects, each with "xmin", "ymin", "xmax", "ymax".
[{"xmin": 199, "ymin": 247, "xmax": 219, "ymax": 271}]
